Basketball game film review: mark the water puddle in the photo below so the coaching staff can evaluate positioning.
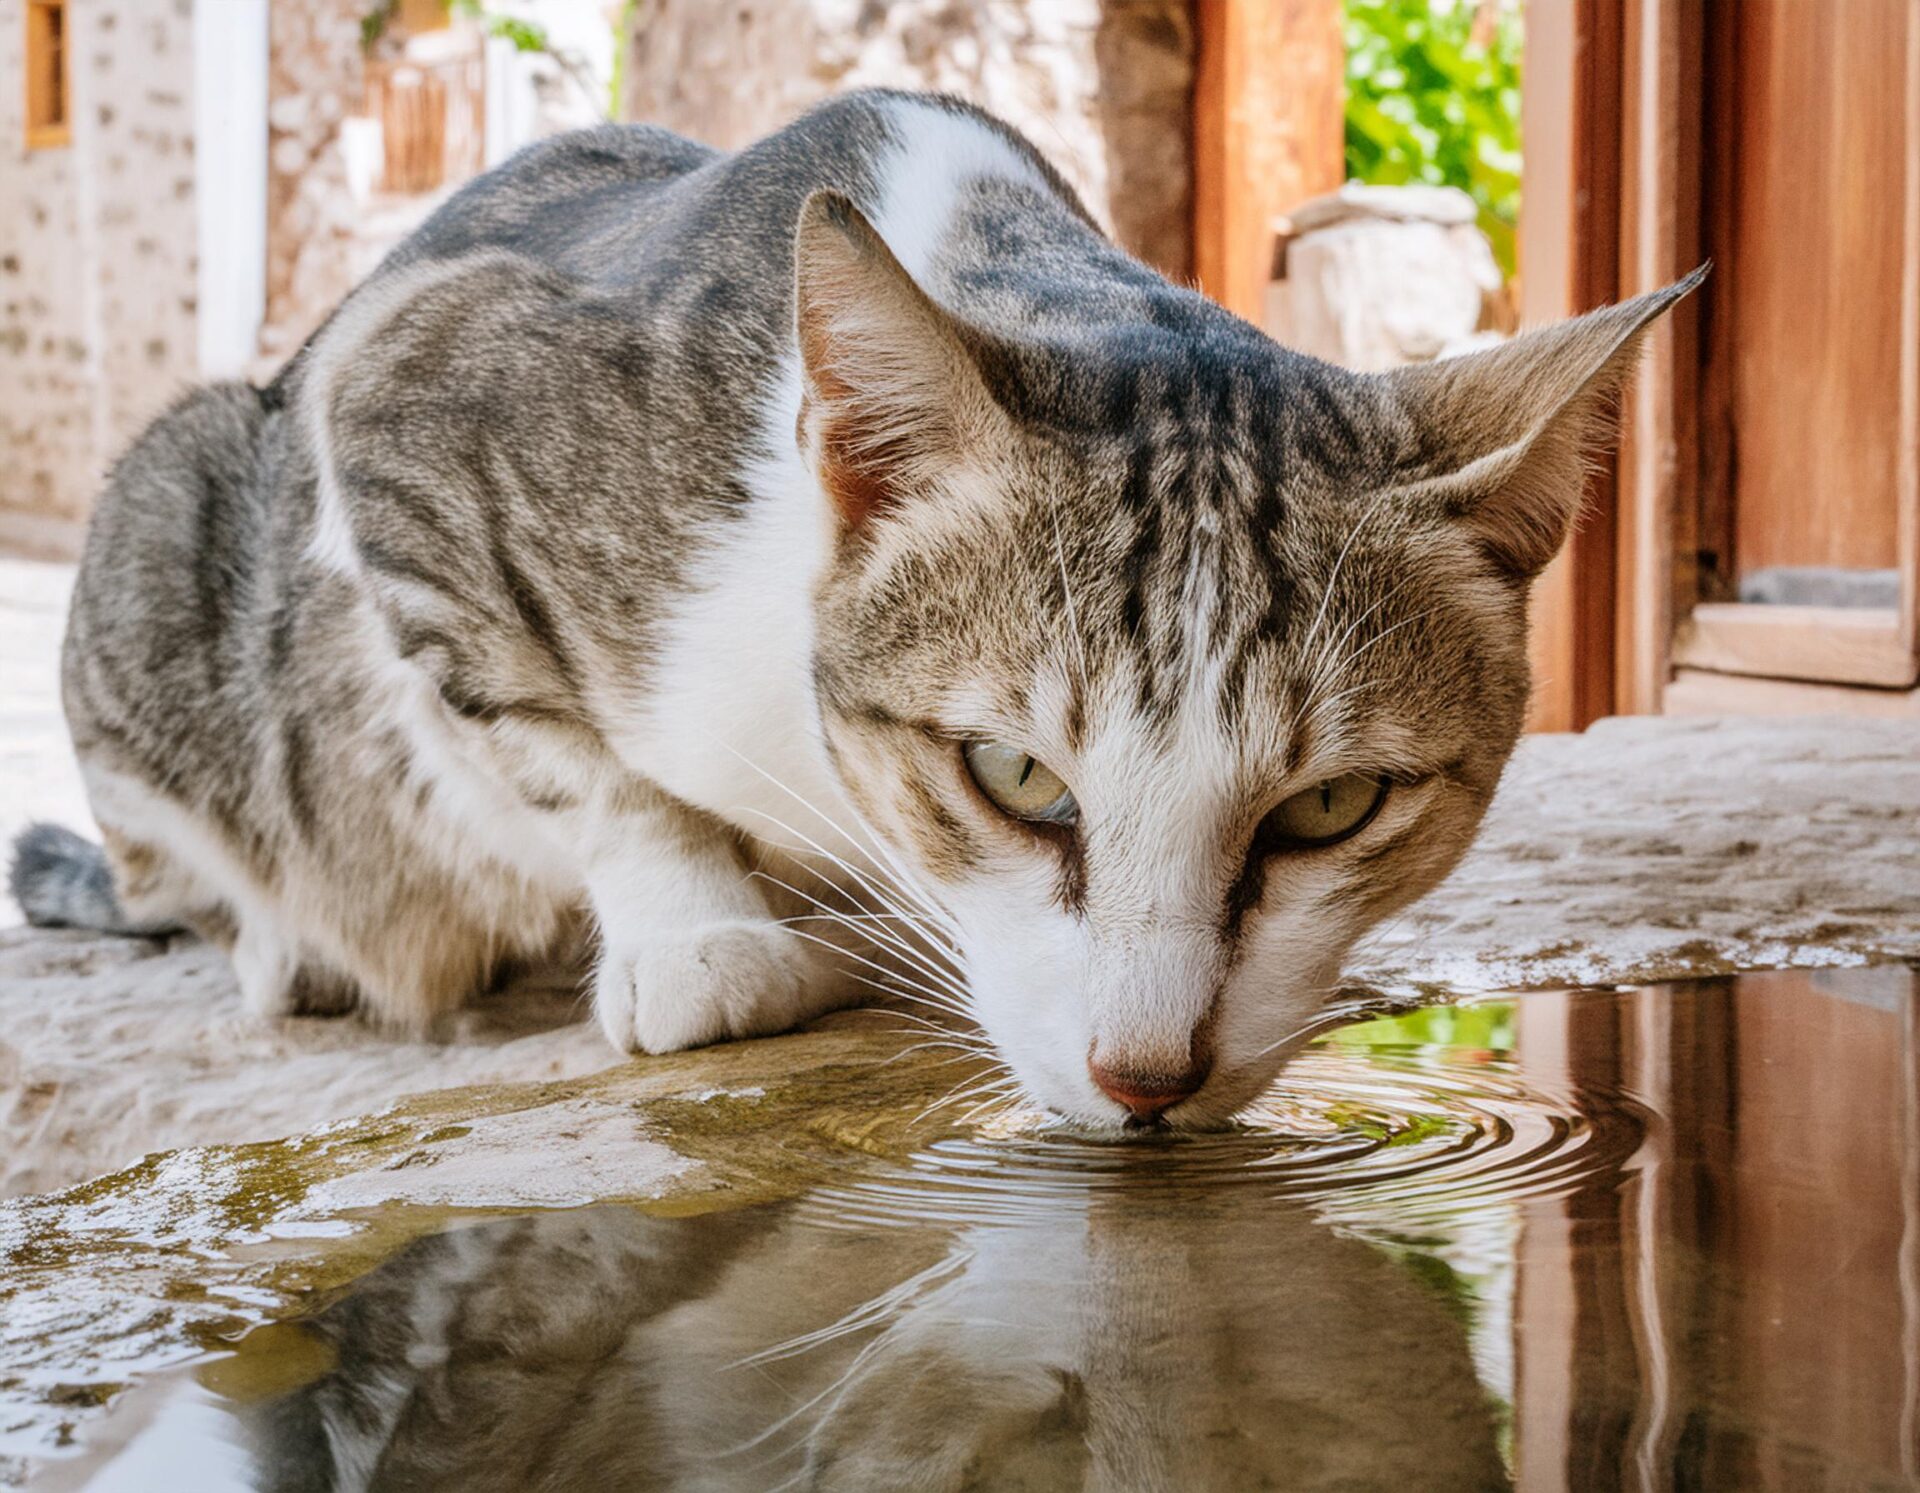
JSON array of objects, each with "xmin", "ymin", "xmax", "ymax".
[{"xmin": 38, "ymin": 966, "xmax": 1920, "ymax": 1490}]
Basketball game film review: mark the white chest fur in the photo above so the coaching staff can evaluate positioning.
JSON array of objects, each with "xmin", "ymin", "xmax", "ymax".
[{"xmin": 608, "ymin": 373, "xmax": 867, "ymax": 868}]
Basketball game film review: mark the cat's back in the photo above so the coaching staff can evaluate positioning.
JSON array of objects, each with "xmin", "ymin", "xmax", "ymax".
[
  {"xmin": 346, "ymin": 90, "xmax": 1106, "ymax": 354},
  {"xmin": 376, "ymin": 120, "xmax": 724, "ymax": 286},
  {"xmin": 61, "ymin": 380, "xmax": 285, "ymax": 787},
  {"xmin": 353, "ymin": 98, "xmax": 901, "ymax": 315},
  {"xmin": 277, "ymin": 91, "xmax": 1118, "ymax": 547}
]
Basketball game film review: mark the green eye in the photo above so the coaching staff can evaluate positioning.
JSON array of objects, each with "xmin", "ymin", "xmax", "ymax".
[
  {"xmin": 963, "ymin": 741, "xmax": 1078, "ymax": 826},
  {"xmin": 1264, "ymin": 773, "xmax": 1389, "ymax": 848}
]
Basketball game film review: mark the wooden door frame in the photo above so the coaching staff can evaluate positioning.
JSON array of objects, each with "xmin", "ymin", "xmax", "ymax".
[
  {"xmin": 1191, "ymin": 0, "xmax": 1346, "ymax": 323},
  {"xmin": 1521, "ymin": 0, "xmax": 1626, "ymax": 730},
  {"xmin": 1611, "ymin": 0, "xmax": 1704, "ymax": 715},
  {"xmin": 1195, "ymin": 0, "xmax": 1631, "ymax": 730}
]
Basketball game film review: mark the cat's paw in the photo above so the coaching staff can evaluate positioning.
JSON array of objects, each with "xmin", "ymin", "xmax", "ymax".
[{"xmin": 595, "ymin": 921, "xmax": 812, "ymax": 1054}]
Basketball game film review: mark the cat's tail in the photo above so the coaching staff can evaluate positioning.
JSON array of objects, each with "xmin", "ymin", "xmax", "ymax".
[{"xmin": 7, "ymin": 822, "xmax": 180, "ymax": 937}]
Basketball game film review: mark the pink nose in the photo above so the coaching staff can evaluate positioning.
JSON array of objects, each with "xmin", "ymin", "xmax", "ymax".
[{"xmin": 1089, "ymin": 1058, "xmax": 1211, "ymax": 1124}]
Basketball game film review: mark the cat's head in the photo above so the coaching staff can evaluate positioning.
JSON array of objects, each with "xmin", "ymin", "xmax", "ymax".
[{"xmin": 793, "ymin": 190, "xmax": 1698, "ymax": 1129}]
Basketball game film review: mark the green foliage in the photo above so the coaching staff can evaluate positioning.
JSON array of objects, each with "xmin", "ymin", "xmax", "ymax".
[
  {"xmin": 451, "ymin": 0, "xmax": 551, "ymax": 54},
  {"xmin": 489, "ymin": 16, "xmax": 552, "ymax": 53},
  {"xmin": 1344, "ymin": 0, "xmax": 1523, "ymax": 275}
]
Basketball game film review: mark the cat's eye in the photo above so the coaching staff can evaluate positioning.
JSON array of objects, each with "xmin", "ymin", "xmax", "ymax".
[
  {"xmin": 1263, "ymin": 773, "xmax": 1390, "ymax": 849},
  {"xmin": 963, "ymin": 741, "xmax": 1079, "ymax": 826}
]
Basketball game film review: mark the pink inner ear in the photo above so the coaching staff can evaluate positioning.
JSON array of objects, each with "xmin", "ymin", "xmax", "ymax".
[
  {"xmin": 796, "ymin": 361, "xmax": 907, "ymax": 533},
  {"xmin": 795, "ymin": 273, "xmax": 900, "ymax": 531},
  {"xmin": 798, "ymin": 313, "xmax": 953, "ymax": 532},
  {"xmin": 816, "ymin": 403, "xmax": 906, "ymax": 531},
  {"xmin": 793, "ymin": 192, "xmax": 994, "ymax": 532}
]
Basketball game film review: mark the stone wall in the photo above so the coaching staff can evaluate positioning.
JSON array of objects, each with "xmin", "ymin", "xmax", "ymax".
[
  {"xmin": 0, "ymin": 0, "xmax": 199, "ymax": 550},
  {"xmin": 620, "ymin": 0, "xmax": 1194, "ymax": 279},
  {"xmin": 260, "ymin": 0, "xmax": 368, "ymax": 368},
  {"xmin": 257, "ymin": 3, "xmax": 615, "ymax": 372}
]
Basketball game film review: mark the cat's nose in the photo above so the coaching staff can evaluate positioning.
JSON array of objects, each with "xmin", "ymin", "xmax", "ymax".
[{"xmin": 1088, "ymin": 1057, "xmax": 1211, "ymax": 1124}]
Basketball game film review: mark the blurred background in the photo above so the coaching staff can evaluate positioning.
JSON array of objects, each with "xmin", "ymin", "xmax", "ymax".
[{"xmin": 3, "ymin": 0, "xmax": 1915, "ymax": 729}]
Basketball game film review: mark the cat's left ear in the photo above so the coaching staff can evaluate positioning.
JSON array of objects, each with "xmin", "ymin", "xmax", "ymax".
[
  {"xmin": 1378, "ymin": 265, "xmax": 1707, "ymax": 578},
  {"xmin": 792, "ymin": 190, "xmax": 1008, "ymax": 532}
]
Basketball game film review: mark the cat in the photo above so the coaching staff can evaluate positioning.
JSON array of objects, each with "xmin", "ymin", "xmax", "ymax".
[
  {"xmin": 8, "ymin": 90, "xmax": 1698, "ymax": 1129},
  {"xmin": 230, "ymin": 1191, "xmax": 1506, "ymax": 1490}
]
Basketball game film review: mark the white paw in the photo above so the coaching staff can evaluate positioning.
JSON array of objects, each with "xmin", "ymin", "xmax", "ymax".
[{"xmin": 595, "ymin": 921, "xmax": 812, "ymax": 1055}]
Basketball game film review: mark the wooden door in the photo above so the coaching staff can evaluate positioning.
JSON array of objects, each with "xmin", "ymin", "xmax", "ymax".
[
  {"xmin": 1532, "ymin": 0, "xmax": 1920, "ymax": 721},
  {"xmin": 1663, "ymin": 0, "xmax": 1920, "ymax": 701},
  {"xmin": 1192, "ymin": 0, "xmax": 1346, "ymax": 323},
  {"xmin": 1713, "ymin": 1, "xmax": 1909, "ymax": 584}
]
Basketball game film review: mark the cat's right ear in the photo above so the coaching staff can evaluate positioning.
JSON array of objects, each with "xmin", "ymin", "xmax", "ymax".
[
  {"xmin": 792, "ymin": 190, "xmax": 1003, "ymax": 531},
  {"xmin": 1378, "ymin": 266, "xmax": 1706, "ymax": 579}
]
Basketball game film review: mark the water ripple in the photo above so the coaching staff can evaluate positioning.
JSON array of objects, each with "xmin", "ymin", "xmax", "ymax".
[{"xmin": 800, "ymin": 1041, "xmax": 1648, "ymax": 1232}]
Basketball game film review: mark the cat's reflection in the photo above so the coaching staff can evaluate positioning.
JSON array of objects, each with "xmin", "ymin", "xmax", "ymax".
[{"xmin": 245, "ymin": 1174, "xmax": 1507, "ymax": 1492}]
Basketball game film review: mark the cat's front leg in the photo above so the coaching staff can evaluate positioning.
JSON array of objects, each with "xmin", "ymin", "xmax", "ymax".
[{"xmin": 582, "ymin": 799, "xmax": 841, "ymax": 1054}]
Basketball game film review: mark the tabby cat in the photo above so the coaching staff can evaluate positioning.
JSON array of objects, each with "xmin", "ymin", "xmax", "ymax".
[{"xmin": 10, "ymin": 91, "xmax": 1697, "ymax": 1128}]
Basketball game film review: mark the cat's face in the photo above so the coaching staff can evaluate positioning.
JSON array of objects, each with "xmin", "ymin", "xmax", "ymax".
[
  {"xmin": 795, "ymin": 192, "xmax": 1697, "ymax": 1128},
  {"xmin": 811, "ymin": 473, "xmax": 1517, "ymax": 1127}
]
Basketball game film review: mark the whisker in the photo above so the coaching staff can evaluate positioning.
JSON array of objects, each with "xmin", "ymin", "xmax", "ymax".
[
  {"xmin": 728, "ymin": 1249, "xmax": 975, "ymax": 1372},
  {"xmin": 1297, "ymin": 485, "xmax": 1396, "ymax": 670},
  {"xmin": 714, "ymin": 1250, "xmax": 976, "ymax": 1468},
  {"xmin": 876, "ymin": 1022, "xmax": 987, "ymax": 1055},
  {"xmin": 710, "ymin": 747, "xmax": 959, "ymax": 930},
  {"xmin": 871, "ymin": 997, "xmax": 983, "ymax": 1036},
  {"xmin": 883, "ymin": 1042, "xmax": 998, "ymax": 1071},
  {"xmin": 1334, "ymin": 607, "xmax": 1433, "ymax": 674},
  {"xmin": 744, "ymin": 807, "xmax": 961, "ymax": 949},
  {"xmin": 1305, "ymin": 565, "xmax": 1415, "ymax": 682},
  {"xmin": 1298, "ymin": 611, "xmax": 1438, "ymax": 746},
  {"xmin": 1282, "ymin": 585, "xmax": 1432, "ymax": 765},
  {"xmin": 959, "ymin": 1081, "xmax": 1030, "ymax": 1125},
  {"xmin": 916, "ymin": 1072, "xmax": 1021, "ymax": 1124},
  {"xmin": 776, "ymin": 910, "xmax": 931, "ymax": 929},
  {"xmin": 781, "ymin": 924, "xmax": 980, "ymax": 1019},
  {"xmin": 744, "ymin": 841, "xmax": 957, "ymax": 952},
  {"xmin": 688, "ymin": 729, "xmax": 961, "ymax": 940},
  {"xmin": 753, "ymin": 870, "xmax": 972, "ymax": 1005},
  {"xmin": 757, "ymin": 862, "xmax": 963, "ymax": 979},
  {"xmin": 836, "ymin": 967, "xmax": 977, "ymax": 1026},
  {"xmin": 763, "ymin": 867, "xmax": 944, "ymax": 951}
]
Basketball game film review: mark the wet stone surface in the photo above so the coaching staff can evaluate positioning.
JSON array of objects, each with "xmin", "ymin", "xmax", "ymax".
[{"xmin": 9, "ymin": 966, "xmax": 1920, "ymax": 1490}]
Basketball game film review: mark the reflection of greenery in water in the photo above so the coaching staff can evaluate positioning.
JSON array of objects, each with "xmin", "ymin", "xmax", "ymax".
[
  {"xmin": 1314, "ymin": 994, "xmax": 1523, "ymax": 1474},
  {"xmin": 1315, "ymin": 1104, "xmax": 1453, "ymax": 1146},
  {"xmin": 1344, "ymin": 0, "xmax": 1523, "ymax": 276},
  {"xmin": 1371, "ymin": 1213, "xmax": 1519, "ymax": 1479},
  {"xmin": 1320, "ymin": 999, "xmax": 1517, "ymax": 1055}
]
